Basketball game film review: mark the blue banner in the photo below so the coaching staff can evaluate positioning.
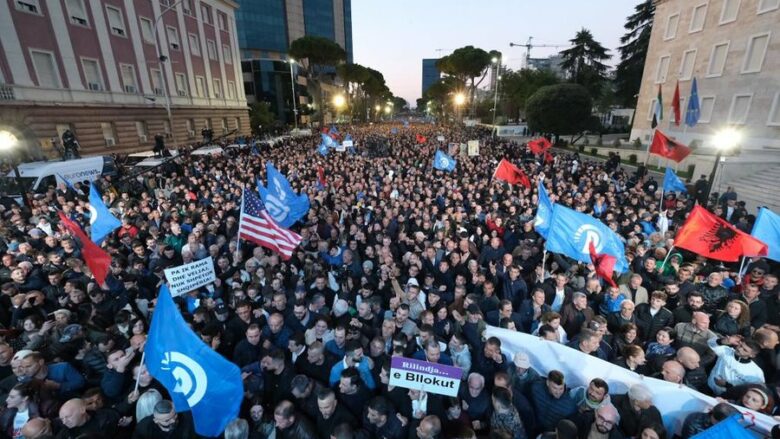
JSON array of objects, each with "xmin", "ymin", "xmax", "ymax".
[
  {"xmin": 534, "ymin": 180, "xmax": 553, "ymax": 238},
  {"xmin": 752, "ymin": 207, "xmax": 780, "ymax": 262},
  {"xmin": 685, "ymin": 77, "xmax": 700, "ymax": 127},
  {"xmin": 433, "ymin": 150, "xmax": 456, "ymax": 172},
  {"xmin": 662, "ymin": 167, "xmax": 687, "ymax": 193},
  {"xmin": 257, "ymin": 162, "xmax": 310, "ymax": 228},
  {"xmin": 88, "ymin": 183, "xmax": 121, "ymax": 244}
]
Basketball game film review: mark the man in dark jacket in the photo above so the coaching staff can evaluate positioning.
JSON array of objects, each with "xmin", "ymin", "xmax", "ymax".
[
  {"xmin": 314, "ymin": 387, "xmax": 356, "ymax": 439},
  {"xmin": 529, "ymin": 370, "xmax": 577, "ymax": 433},
  {"xmin": 567, "ymin": 403, "xmax": 625, "ymax": 439},
  {"xmin": 132, "ymin": 400, "xmax": 195, "ymax": 439},
  {"xmin": 634, "ymin": 292, "xmax": 674, "ymax": 343},
  {"xmin": 611, "ymin": 384, "xmax": 662, "ymax": 438},
  {"xmin": 272, "ymin": 400, "xmax": 317, "ymax": 439}
]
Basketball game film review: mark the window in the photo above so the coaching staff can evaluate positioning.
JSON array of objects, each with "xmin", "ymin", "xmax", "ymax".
[
  {"xmin": 221, "ymin": 118, "xmax": 228, "ymax": 133},
  {"xmin": 182, "ymin": 0, "xmax": 193, "ymax": 15},
  {"xmin": 166, "ymin": 26, "xmax": 180, "ymax": 51},
  {"xmin": 56, "ymin": 124, "xmax": 73, "ymax": 140},
  {"xmin": 664, "ymin": 14, "xmax": 679, "ymax": 40},
  {"xmin": 706, "ymin": 42, "xmax": 729, "ymax": 77},
  {"xmin": 203, "ymin": 118, "xmax": 210, "ymax": 128},
  {"xmin": 728, "ymin": 94, "xmax": 752, "ymax": 124},
  {"xmin": 222, "ymin": 44, "xmax": 232, "ymax": 64},
  {"xmin": 646, "ymin": 99, "xmax": 657, "ymax": 121},
  {"xmin": 758, "ymin": 0, "xmax": 780, "ymax": 14},
  {"xmin": 101, "ymin": 122, "xmax": 117, "ymax": 146},
  {"xmin": 139, "ymin": 17, "xmax": 154, "ymax": 44},
  {"xmin": 119, "ymin": 64, "xmax": 137, "ymax": 93},
  {"xmin": 768, "ymin": 92, "xmax": 780, "ymax": 126},
  {"xmin": 213, "ymin": 78, "xmax": 222, "ymax": 98},
  {"xmin": 217, "ymin": 13, "xmax": 226, "ymax": 31},
  {"xmin": 15, "ymin": 0, "xmax": 41, "ymax": 15},
  {"xmin": 175, "ymin": 73, "xmax": 187, "ymax": 96},
  {"xmin": 689, "ymin": 3, "xmax": 708, "ymax": 33},
  {"xmin": 227, "ymin": 81, "xmax": 236, "ymax": 99},
  {"xmin": 720, "ymin": 0, "xmax": 740, "ymax": 23},
  {"xmin": 679, "ymin": 49, "xmax": 697, "ymax": 80},
  {"xmin": 186, "ymin": 118, "xmax": 195, "ymax": 136},
  {"xmin": 189, "ymin": 34, "xmax": 201, "ymax": 56},
  {"xmin": 65, "ymin": 0, "xmax": 88, "ymax": 26},
  {"xmin": 195, "ymin": 76, "xmax": 206, "ymax": 97},
  {"xmin": 136, "ymin": 121, "xmax": 148, "ymax": 140},
  {"xmin": 201, "ymin": 4, "xmax": 212, "ymax": 24},
  {"xmin": 655, "ymin": 55, "xmax": 670, "ymax": 83},
  {"xmin": 699, "ymin": 96, "xmax": 716, "ymax": 123},
  {"xmin": 233, "ymin": 117, "xmax": 240, "ymax": 130},
  {"xmin": 741, "ymin": 33, "xmax": 770, "ymax": 73},
  {"xmin": 30, "ymin": 50, "xmax": 61, "ymax": 88},
  {"xmin": 150, "ymin": 68, "xmax": 164, "ymax": 95},
  {"xmin": 81, "ymin": 58, "xmax": 103, "ymax": 91},
  {"xmin": 163, "ymin": 120, "xmax": 171, "ymax": 136},
  {"xmin": 105, "ymin": 6, "xmax": 126, "ymax": 37},
  {"xmin": 206, "ymin": 40, "xmax": 217, "ymax": 60}
]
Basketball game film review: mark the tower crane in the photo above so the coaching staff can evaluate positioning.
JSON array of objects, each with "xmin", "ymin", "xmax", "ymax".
[{"xmin": 509, "ymin": 37, "xmax": 569, "ymax": 68}]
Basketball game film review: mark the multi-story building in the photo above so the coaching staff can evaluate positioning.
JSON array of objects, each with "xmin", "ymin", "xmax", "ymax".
[
  {"xmin": 0, "ymin": 0, "xmax": 249, "ymax": 157},
  {"xmin": 421, "ymin": 58, "xmax": 440, "ymax": 97},
  {"xmin": 236, "ymin": 0, "xmax": 352, "ymax": 123},
  {"xmin": 527, "ymin": 54, "xmax": 565, "ymax": 78}
]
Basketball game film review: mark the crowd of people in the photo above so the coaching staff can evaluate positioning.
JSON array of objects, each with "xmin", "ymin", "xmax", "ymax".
[{"xmin": 0, "ymin": 122, "xmax": 776, "ymax": 439}]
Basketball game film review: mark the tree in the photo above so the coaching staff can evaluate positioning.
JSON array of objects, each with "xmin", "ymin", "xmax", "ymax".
[
  {"xmin": 289, "ymin": 36, "xmax": 347, "ymax": 126},
  {"xmin": 559, "ymin": 28, "xmax": 611, "ymax": 97},
  {"xmin": 423, "ymin": 77, "xmax": 460, "ymax": 117},
  {"xmin": 526, "ymin": 84, "xmax": 592, "ymax": 136},
  {"xmin": 615, "ymin": 0, "xmax": 655, "ymax": 107},
  {"xmin": 437, "ymin": 46, "xmax": 499, "ymax": 116},
  {"xmin": 500, "ymin": 68, "xmax": 559, "ymax": 120},
  {"xmin": 249, "ymin": 102, "xmax": 277, "ymax": 134}
]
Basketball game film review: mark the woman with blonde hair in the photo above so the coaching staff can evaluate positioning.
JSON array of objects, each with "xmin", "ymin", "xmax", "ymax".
[{"xmin": 713, "ymin": 300, "xmax": 751, "ymax": 337}]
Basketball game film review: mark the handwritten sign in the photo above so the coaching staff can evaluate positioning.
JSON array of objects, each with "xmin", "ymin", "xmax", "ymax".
[
  {"xmin": 389, "ymin": 356, "xmax": 462, "ymax": 397},
  {"xmin": 164, "ymin": 258, "xmax": 217, "ymax": 297},
  {"xmin": 467, "ymin": 140, "xmax": 480, "ymax": 156}
]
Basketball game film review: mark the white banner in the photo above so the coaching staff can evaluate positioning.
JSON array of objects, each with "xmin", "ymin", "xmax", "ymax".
[
  {"xmin": 467, "ymin": 140, "xmax": 480, "ymax": 156},
  {"xmin": 342, "ymin": 140, "xmax": 354, "ymax": 148},
  {"xmin": 164, "ymin": 258, "xmax": 217, "ymax": 297},
  {"xmin": 389, "ymin": 356, "xmax": 462, "ymax": 397},
  {"xmin": 436, "ymin": 135, "xmax": 445, "ymax": 142},
  {"xmin": 485, "ymin": 326, "xmax": 775, "ymax": 437}
]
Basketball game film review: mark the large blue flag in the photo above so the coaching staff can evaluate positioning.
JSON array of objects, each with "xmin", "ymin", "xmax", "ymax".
[
  {"xmin": 545, "ymin": 204, "xmax": 630, "ymax": 272},
  {"xmin": 146, "ymin": 286, "xmax": 242, "ymax": 437},
  {"xmin": 662, "ymin": 167, "xmax": 687, "ymax": 193},
  {"xmin": 317, "ymin": 141, "xmax": 329, "ymax": 156},
  {"xmin": 433, "ymin": 150, "xmax": 456, "ymax": 172},
  {"xmin": 321, "ymin": 133, "xmax": 335, "ymax": 148},
  {"xmin": 690, "ymin": 415, "xmax": 752, "ymax": 439},
  {"xmin": 257, "ymin": 162, "xmax": 310, "ymax": 228},
  {"xmin": 88, "ymin": 183, "xmax": 121, "ymax": 244},
  {"xmin": 534, "ymin": 180, "xmax": 553, "ymax": 238},
  {"xmin": 752, "ymin": 207, "xmax": 780, "ymax": 262},
  {"xmin": 685, "ymin": 77, "xmax": 700, "ymax": 127}
]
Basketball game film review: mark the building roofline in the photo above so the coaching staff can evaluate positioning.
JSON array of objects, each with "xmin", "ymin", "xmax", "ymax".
[{"xmin": 216, "ymin": 0, "xmax": 240, "ymax": 10}]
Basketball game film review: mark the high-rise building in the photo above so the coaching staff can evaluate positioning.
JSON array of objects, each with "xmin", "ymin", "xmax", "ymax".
[
  {"xmin": 0, "ymin": 0, "xmax": 248, "ymax": 156},
  {"xmin": 235, "ymin": 0, "xmax": 352, "ymax": 123},
  {"xmin": 421, "ymin": 58, "xmax": 440, "ymax": 97},
  {"xmin": 527, "ymin": 54, "xmax": 565, "ymax": 78}
]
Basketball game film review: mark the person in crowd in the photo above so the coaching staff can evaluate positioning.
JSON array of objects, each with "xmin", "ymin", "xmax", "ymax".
[
  {"xmin": 529, "ymin": 370, "xmax": 577, "ymax": 433},
  {"xmin": 707, "ymin": 335, "xmax": 765, "ymax": 395},
  {"xmin": 610, "ymin": 384, "xmax": 662, "ymax": 437}
]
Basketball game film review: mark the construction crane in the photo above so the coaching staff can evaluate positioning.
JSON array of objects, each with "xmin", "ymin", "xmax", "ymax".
[{"xmin": 509, "ymin": 37, "xmax": 569, "ymax": 69}]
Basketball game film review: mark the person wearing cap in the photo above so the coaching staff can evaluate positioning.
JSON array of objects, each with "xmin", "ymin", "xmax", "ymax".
[{"xmin": 508, "ymin": 352, "xmax": 539, "ymax": 396}]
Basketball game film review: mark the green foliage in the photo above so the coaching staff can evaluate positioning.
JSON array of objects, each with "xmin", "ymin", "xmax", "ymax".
[
  {"xmin": 590, "ymin": 147, "xmax": 598, "ymax": 155},
  {"xmin": 249, "ymin": 102, "xmax": 276, "ymax": 134},
  {"xmin": 500, "ymin": 69, "xmax": 559, "ymax": 120},
  {"xmin": 578, "ymin": 145, "xmax": 585, "ymax": 152},
  {"xmin": 437, "ymin": 46, "xmax": 498, "ymax": 115},
  {"xmin": 560, "ymin": 28, "xmax": 612, "ymax": 98},
  {"xmin": 615, "ymin": 1, "xmax": 655, "ymax": 107},
  {"xmin": 289, "ymin": 36, "xmax": 347, "ymax": 125},
  {"xmin": 632, "ymin": 138, "xmax": 642, "ymax": 148},
  {"xmin": 526, "ymin": 84, "xmax": 593, "ymax": 136},
  {"xmin": 629, "ymin": 154, "xmax": 637, "ymax": 163}
]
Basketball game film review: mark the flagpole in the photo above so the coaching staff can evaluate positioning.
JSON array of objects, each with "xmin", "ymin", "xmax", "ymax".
[
  {"xmin": 134, "ymin": 350, "xmax": 146, "ymax": 393},
  {"xmin": 541, "ymin": 250, "xmax": 548, "ymax": 281},
  {"xmin": 659, "ymin": 245, "xmax": 675, "ymax": 271},
  {"xmin": 737, "ymin": 256, "xmax": 748, "ymax": 285},
  {"xmin": 237, "ymin": 189, "xmax": 246, "ymax": 253}
]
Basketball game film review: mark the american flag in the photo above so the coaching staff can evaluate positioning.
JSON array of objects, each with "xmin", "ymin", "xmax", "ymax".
[{"xmin": 238, "ymin": 189, "xmax": 301, "ymax": 260}]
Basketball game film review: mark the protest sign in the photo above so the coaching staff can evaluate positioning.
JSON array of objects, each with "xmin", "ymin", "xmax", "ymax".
[
  {"xmin": 342, "ymin": 140, "xmax": 354, "ymax": 148},
  {"xmin": 436, "ymin": 135, "xmax": 445, "ymax": 142},
  {"xmin": 467, "ymin": 140, "xmax": 480, "ymax": 156},
  {"xmin": 164, "ymin": 258, "xmax": 217, "ymax": 297},
  {"xmin": 389, "ymin": 356, "xmax": 462, "ymax": 397}
]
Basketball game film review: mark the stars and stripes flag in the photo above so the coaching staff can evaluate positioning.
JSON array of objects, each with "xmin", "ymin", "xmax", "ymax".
[{"xmin": 238, "ymin": 189, "xmax": 301, "ymax": 260}]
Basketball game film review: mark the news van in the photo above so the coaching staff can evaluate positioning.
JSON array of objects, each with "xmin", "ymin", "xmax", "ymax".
[{"xmin": 7, "ymin": 156, "xmax": 118, "ymax": 193}]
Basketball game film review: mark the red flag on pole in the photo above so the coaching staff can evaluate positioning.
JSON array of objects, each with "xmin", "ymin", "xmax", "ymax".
[
  {"xmin": 494, "ymin": 159, "xmax": 530, "ymax": 188},
  {"xmin": 589, "ymin": 242, "xmax": 617, "ymax": 288},
  {"xmin": 317, "ymin": 165, "xmax": 327, "ymax": 188},
  {"xmin": 544, "ymin": 151, "xmax": 554, "ymax": 164},
  {"xmin": 674, "ymin": 205, "xmax": 768, "ymax": 262},
  {"xmin": 672, "ymin": 81, "xmax": 681, "ymax": 126},
  {"xmin": 650, "ymin": 130, "xmax": 692, "ymax": 163},
  {"xmin": 416, "ymin": 134, "xmax": 427, "ymax": 144},
  {"xmin": 57, "ymin": 211, "xmax": 111, "ymax": 286},
  {"xmin": 528, "ymin": 137, "xmax": 552, "ymax": 155}
]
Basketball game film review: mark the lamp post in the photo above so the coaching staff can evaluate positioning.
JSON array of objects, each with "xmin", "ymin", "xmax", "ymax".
[
  {"xmin": 333, "ymin": 94, "xmax": 346, "ymax": 123},
  {"xmin": 491, "ymin": 56, "xmax": 502, "ymax": 132},
  {"xmin": 453, "ymin": 92, "xmax": 466, "ymax": 123},
  {"xmin": 287, "ymin": 58, "xmax": 298, "ymax": 129},
  {"xmin": 151, "ymin": 0, "xmax": 186, "ymax": 150},
  {"xmin": 0, "ymin": 131, "xmax": 29, "ymax": 208},
  {"xmin": 705, "ymin": 127, "xmax": 741, "ymax": 204}
]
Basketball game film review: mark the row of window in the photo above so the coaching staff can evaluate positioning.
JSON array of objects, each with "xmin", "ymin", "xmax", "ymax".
[
  {"xmin": 646, "ymin": 91, "xmax": 780, "ymax": 127},
  {"xmin": 664, "ymin": 0, "xmax": 779, "ymax": 41},
  {"xmin": 28, "ymin": 49, "xmax": 237, "ymax": 99},
  {"xmin": 654, "ymin": 32, "xmax": 771, "ymax": 83}
]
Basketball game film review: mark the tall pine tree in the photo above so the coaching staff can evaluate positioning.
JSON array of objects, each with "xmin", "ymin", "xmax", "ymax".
[
  {"xmin": 615, "ymin": 0, "xmax": 655, "ymax": 107},
  {"xmin": 559, "ymin": 28, "xmax": 611, "ymax": 98}
]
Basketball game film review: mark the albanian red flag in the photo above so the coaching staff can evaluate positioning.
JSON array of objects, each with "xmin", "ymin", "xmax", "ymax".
[
  {"xmin": 672, "ymin": 81, "xmax": 681, "ymax": 126},
  {"xmin": 58, "ymin": 211, "xmax": 111, "ymax": 285},
  {"xmin": 416, "ymin": 134, "xmax": 427, "ymax": 144},
  {"xmin": 544, "ymin": 151, "xmax": 554, "ymax": 164},
  {"xmin": 494, "ymin": 159, "xmax": 530, "ymax": 188},
  {"xmin": 528, "ymin": 137, "xmax": 552, "ymax": 155},
  {"xmin": 317, "ymin": 165, "xmax": 327, "ymax": 187},
  {"xmin": 650, "ymin": 130, "xmax": 692, "ymax": 163},
  {"xmin": 589, "ymin": 242, "xmax": 617, "ymax": 288},
  {"xmin": 674, "ymin": 205, "xmax": 768, "ymax": 262}
]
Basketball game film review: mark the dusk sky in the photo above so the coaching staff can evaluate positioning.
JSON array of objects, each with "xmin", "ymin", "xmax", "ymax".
[{"xmin": 352, "ymin": 0, "xmax": 640, "ymax": 108}]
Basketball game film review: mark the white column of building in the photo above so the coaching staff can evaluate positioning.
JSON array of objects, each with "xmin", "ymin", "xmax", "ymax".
[
  {"xmin": 88, "ymin": 0, "xmax": 121, "ymax": 92},
  {"xmin": 211, "ymin": 2, "xmax": 229, "ymax": 101},
  {"xmin": 46, "ymin": 1, "xmax": 84, "ymax": 90},
  {"xmin": 123, "ymin": 0, "xmax": 152, "ymax": 94},
  {"xmin": 228, "ymin": 15, "xmax": 245, "ymax": 103},
  {"xmin": 150, "ymin": 0, "xmax": 176, "ymax": 97},
  {"xmin": 194, "ymin": 3, "xmax": 214, "ymax": 98},
  {"xmin": 0, "ymin": 0, "xmax": 32, "ymax": 86},
  {"xmin": 174, "ymin": 2, "xmax": 197, "ymax": 102}
]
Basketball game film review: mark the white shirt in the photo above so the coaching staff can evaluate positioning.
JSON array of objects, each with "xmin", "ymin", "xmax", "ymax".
[{"xmin": 707, "ymin": 338, "xmax": 764, "ymax": 395}]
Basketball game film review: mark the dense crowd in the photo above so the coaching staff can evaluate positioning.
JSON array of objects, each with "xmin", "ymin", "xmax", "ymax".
[{"xmin": 0, "ymin": 123, "xmax": 776, "ymax": 439}]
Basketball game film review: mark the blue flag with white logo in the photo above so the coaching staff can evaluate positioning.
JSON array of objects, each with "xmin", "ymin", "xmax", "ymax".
[
  {"xmin": 545, "ymin": 204, "xmax": 629, "ymax": 272},
  {"xmin": 433, "ymin": 150, "xmax": 456, "ymax": 172},
  {"xmin": 317, "ymin": 142, "xmax": 329, "ymax": 156},
  {"xmin": 321, "ymin": 133, "xmax": 334, "ymax": 148},
  {"xmin": 685, "ymin": 77, "xmax": 700, "ymax": 127},
  {"xmin": 663, "ymin": 168, "xmax": 687, "ymax": 193},
  {"xmin": 752, "ymin": 207, "xmax": 780, "ymax": 262},
  {"xmin": 146, "ymin": 285, "xmax": 242, "ymax": 437},
  {"xmin": 257, "ymin": 162, "xmax": 310, "ymax": 228},
  {"xmin": 88, "ymin": 183, "xmax": 121, "ymax": 244},
  {"xmin": 391, "ymin": 127, "xmax": 398, "ymax": 135},
  {"xmin": 534, "ymin": 179, "xmax": 553, "ymax": 238}
]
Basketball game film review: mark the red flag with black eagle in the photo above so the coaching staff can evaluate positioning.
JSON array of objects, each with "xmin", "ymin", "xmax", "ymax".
[
  {"xmin": 493, "ymin": 159, "xmax": 530, "ymax": 188},
  {"xmin": 674, "ymin": 205, "xmax": 768, "ymax": 261},
  {"xmin": 528, "ymin": 137, "xmax": 552, "ymax": 155},
  {"xmin": 650, "ymin": 130, "xmax": 692, "ymax": 163},
  {"xmin": 589, "ymin": 242, "xmax": 617, "ymax": 288},
  {"xmin": 416, "ymin": 134, "xmax": 427, "ymax": 144},
  {"xmin": 57, "ymin": 211, "xmax": 111, "ymax": 285}
]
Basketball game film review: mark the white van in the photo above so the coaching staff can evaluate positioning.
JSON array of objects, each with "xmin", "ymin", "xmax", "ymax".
[{"xmin": 9, "ymin": 156, "xmax": 118, "ymax": 193}]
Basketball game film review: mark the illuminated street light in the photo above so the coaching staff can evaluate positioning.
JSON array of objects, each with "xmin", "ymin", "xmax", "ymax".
[
  {"xmin": 0, "ymin": 130, "xmax": 28, "ymax": 207},
  {"xmin": 384, "ymin": 105, "xmax": 392, "ymax": 114},
  {"xmin": 705, "ymin": 127, "xmax": 743, "ymax": 202},
  {"xmin": 453, "ymin": 93, "xmax": 466, "ymax": 106},
  {"xmin": 0, "ymin": 131, "xmax": 18, "ymax": 151},
  {"xmin": 333, "ymin": 94, "xmax": 346, "ymax": 108}
]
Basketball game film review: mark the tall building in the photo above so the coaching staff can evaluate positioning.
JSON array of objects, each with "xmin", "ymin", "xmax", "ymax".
[
  {"xmin": 421, "ymin": 58, "xmax": 440, "ymax": 97},
  {"xmin": 0, "ymin": 0, "xmax": 248, "ymax": 156},
  {"xmin": 235, "ymin": 0, "xmax": 352, "ymax": 123},
  {"xmin": 527, "ymin": 54, "xmax": 565, "ymax": 78}
]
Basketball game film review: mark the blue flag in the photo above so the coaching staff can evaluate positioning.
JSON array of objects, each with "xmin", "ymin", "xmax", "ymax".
[
  {"xmin": 752, "ymin": 207, "xmax": 780, "ymax": 262},
  {"xmin": 56, "ymin": 174, "xmax": 77, "ymax": 192},
  {"xmin": 663, "ymin": 168, "xmax": 687, "ymax": 193},
  {"xmin": 534, "ymin": 180, "xmax": 553, "ymax": 238},
  {"xmin": 321, "ymin": 133, "xmax": 334, "ymax": 148},
  {"xmin": 88, "ymin": 183, "xmax": 121, "ymax": 244},
  {"xmin": 317, "ymin": 142, "xmax": 329, "ymax": 156},
  {"xmin": 146, "ymin": 286, "xmax": 242, "ymax": 437},
  {"xmin": 345, "ymin": 134, "xmax": 353, "ymax": 142},
  {"xmin": 690, "ymin": 415, "xmax": 752, "ymax": 439},
  {"xmin": 257, "ymin": 162, "xmax": 310, "ymax": 228},
  {"xmin": 685, "ymin": 77, "xmax": 700, "ymax": 127},
  {"xmin": 250, "ymin": 140, "xmax": 260, "ymax": 156},
  {"xmin": 391, "ymin": 127, "xmax": 398, "ymax": 134},
  {"xmin": 545, "ymin": 204, "xmax": 629, "ymax": 272},
  {"xmin": 433, "ymin": 150, "xmax": 456, "ymax": 172},
  {"xmin": 403, "ymin": 120, "xmax": 410, "ymax": 128}
]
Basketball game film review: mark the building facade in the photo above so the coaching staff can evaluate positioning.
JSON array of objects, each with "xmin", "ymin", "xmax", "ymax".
[
  {"xmin": 236, "ymin": 0, "xmax": 352, "ymax": 123},
  {"xmin": 0, "ymin": 0, "xmax": 249, "ymax": 157},
  {"xmin": 421, "ymin": 58, "xmax": 440, "ymax": 97},
  {"xmin": 631, "ymin": 0, "xmax": 780, "ymax": 156}
]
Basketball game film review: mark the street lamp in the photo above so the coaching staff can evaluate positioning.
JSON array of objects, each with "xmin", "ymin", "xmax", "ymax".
[
  {"xmin": 333, "ymin": 94, "xmax": 346, "ymax": 122},
  {"xmin": 491, "ymin": 56, "xmax": 502, "ymax": 130},
  {"xmin": 384, "ymin": 105, "xmax": 392, "ymax": 114},
  {"xmin": 0, "ymin": 131, "xmax": 29, "ymax": 208},
  {"xmin": 288, "ymin": 58, "xmax": 298, "ymax": 129},
  {"xmin": 453, "ymin": 92, "xmax": 466, "ymax": 122},
  {"xmin": 705, "ymin": 127, "xmax": 742, "ymax": 204},
  {"xmin": 150, "ymin": 0, "xmax": 187, "ymax": 151}
]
